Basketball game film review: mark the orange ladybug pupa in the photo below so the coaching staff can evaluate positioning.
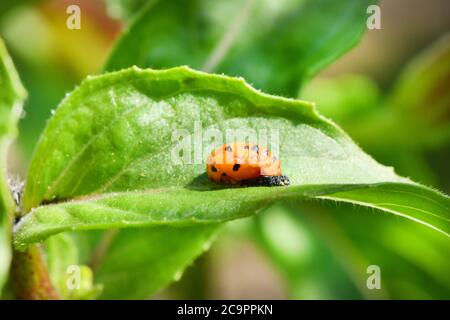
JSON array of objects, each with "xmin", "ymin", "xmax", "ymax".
[{"xmin": 206, "ymin": 143, "xmax": 290, "ymax": 186}]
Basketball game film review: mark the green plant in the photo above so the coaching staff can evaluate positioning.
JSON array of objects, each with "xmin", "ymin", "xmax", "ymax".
[{"xmin": 0, "ymin": 0, "xmax": 448, "ymax": 299}]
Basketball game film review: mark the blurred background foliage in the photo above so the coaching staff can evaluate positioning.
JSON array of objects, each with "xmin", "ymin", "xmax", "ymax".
[{"xmin": 0, "ymin": 0, "xmax": 449, "ymax": 299}]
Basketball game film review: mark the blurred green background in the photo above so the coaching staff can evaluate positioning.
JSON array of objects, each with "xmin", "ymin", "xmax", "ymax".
[{"xmin": 1, "ymin": 0, "xmax": 449, "ymax": 299}]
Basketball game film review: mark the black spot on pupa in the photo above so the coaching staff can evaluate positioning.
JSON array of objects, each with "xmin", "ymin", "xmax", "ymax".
[
  {"xmin": 233, "ymin": 164, "xmax": 241, "ymax": 171},
  {"xmin": 244, "ymin": 145, "xmax": 250, "ymax": 150},
  {"xmin": 211, "ymin": 166, "xmax": 218, "ymax": 172},
  {"xmin": 225, "ymin": 146, "xmax": 233, "ymax": 152}
]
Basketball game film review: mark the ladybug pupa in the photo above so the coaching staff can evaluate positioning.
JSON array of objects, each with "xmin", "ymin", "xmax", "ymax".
[{"xmin": 206, "ymin": 143, "xmax": 290, "ymax": 187}]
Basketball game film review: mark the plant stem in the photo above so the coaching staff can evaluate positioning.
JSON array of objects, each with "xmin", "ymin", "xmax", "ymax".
[
  {"xmin": 90, "ymin": 229, "xmax": 120, "ymax": 272},
  {"xmin": 11, "ymin": 244, "xmax": 60, "ymax": 300},
  {"xmin": 7, "ymin": 177, "xmax": 59, "ymax": 299}
]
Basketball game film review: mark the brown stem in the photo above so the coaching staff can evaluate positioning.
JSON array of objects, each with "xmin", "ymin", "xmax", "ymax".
[
  {"xmin": 11, "ymin": 244, "xmax": 60, "ymax": 300},
  {"xmin": 7, "ymin": 178, "xmax": 59, "ymax": 299},
  {"xmin": 90, "ymin": 229, "xmax": 119, "ymax": 272}
]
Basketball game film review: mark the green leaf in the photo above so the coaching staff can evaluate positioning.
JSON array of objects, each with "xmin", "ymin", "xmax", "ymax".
[
  {"xmin": 0, "ymin": 38, "xmax": 27, "ymax": 293},
  {"xmin": 105, "ymin": 0, "xmax": 375, "ymax": 96},
  {"xmin": 385, "ymin": 33, "xmax": 450, "ymax": 149},
  {"xmin": 92, "ymin": 0, "xmax": 379, "ymax": 297},
  {"xmin": 14, "ymin": 66, "xmax": 450, "ymax": 247},
  {"xmin": 253, "ymin": 202, "xmax": 450, "ymax": 299},
  {"xmin": 301, "ymin": 74, "xmax": 382, "ymax": 124},
  {"xmin": 318, "ymin": 183, "xmax": 450, "ymax": 236},
  {"xmin": 252, "ymin": 204, "xmax": 379, "ymax": 299},
  {"xmin": 94, "ymin": 225, "xmax": 219, "ymax": 299},
  {"xmin": 44, "ymin": 233, "xmax": 80, "ymax": 297},
  {"xmin": 0, "ymin": 0, "xmax": 37, "ymax": 19},
  {"xmin": 104, "ymin": 0, "xmax": 149, "ymax": 21},
  {"xmin": 14, "ymin": 181, "xmax": 450, "ymax": 247}
]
